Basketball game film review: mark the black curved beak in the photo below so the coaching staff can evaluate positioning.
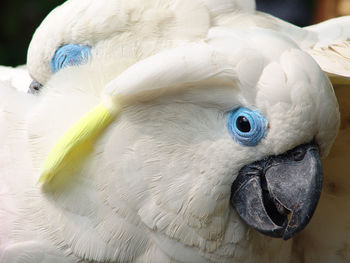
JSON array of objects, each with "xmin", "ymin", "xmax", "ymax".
[{"xmin": 231, "ymin": 141, "xmax": 322, "ymax": 240}]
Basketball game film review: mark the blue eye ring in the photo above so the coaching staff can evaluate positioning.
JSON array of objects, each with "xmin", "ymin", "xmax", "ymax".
[
  {"xmin": 227, "ymin": 107, "xmax": 268, "ymax": 147},
  {"xmin": 50, "ymin": 44, "xmax": 91, "ymax": 73}
]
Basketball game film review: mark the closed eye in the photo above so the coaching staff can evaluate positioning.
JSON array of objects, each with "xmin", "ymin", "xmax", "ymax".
[
  {"xmin": 50, "ymin": 44, "xmax": 91, "ymax": 73},
  {"xmin": 28, "ymin": 44, "xmax": 91, "ymax": 94}
]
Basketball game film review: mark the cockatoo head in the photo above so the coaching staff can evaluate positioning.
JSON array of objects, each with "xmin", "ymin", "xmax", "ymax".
[
  {"xmin": 26, "ymin": 0, "xmax": 339, "ymax": 261},
  {"xmin": 27, "ymin": 0, "xmax": 256, "ymax": 90}
]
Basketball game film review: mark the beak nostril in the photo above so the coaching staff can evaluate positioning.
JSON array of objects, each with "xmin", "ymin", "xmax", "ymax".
[{"xmin": 293, "ymin": 148, "xmax": 306, "ymax": 161}]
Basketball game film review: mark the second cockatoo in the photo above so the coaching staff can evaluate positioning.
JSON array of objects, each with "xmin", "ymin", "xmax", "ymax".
[{"xmin": 0, "ymin": 0, "xmax": 348, "ymax": 262}]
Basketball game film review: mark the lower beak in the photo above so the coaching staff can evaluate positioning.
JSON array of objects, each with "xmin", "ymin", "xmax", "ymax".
[{"xmin": 230, "ymin": 141, "xmax": 322, "ymax": 240}]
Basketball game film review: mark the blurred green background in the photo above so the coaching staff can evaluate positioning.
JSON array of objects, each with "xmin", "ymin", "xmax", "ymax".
[{"xmin": 0, "ymin": 0, "xmax": 65, "ymax": 67}]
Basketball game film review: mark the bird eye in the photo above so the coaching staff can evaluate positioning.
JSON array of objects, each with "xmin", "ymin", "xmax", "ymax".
[
  {"xmin": 227, "ymin": 107, "xmax": 268, "ymax": 146},
  {"xmin": 50, "ymin": 44, "xmax": 91, "ymax": 73}
]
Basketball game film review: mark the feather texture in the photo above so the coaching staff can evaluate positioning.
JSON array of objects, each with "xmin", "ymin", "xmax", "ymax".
[
  {"xmin": 0, "ymin": 66, "xmax": 31, "ymax": 92},
  {"xmin": 1, "ymin": 0, "xmax": 348, "ymax": 262}
]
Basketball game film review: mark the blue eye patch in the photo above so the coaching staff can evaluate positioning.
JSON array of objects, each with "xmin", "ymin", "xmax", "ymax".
[
  {"xmin": 50, "ymin": 44, "xmax": 91, "ymax": 73},
  {"xmin": 227, "ymin": 107, "xmax": 268, "ymax": 147}
]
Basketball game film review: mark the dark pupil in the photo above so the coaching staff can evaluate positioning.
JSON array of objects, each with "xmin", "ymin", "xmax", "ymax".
[{"xmin": 236, "ymin": 116, "xmax": 251, "ymax": 132}]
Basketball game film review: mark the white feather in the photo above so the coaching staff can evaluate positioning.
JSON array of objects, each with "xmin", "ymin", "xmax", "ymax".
[
  {"xmin": 1, "ymin": 0, "xmax": 346, "ymax": 262},
  {"xmin": 0, "ymin": 66, "xmax": 31, "ymax": 92}
]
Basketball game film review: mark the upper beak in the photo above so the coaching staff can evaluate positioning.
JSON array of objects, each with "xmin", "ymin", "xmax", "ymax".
[{"xmin": 230, "ymin": 141, "xmax": 322, "ymax": 240}]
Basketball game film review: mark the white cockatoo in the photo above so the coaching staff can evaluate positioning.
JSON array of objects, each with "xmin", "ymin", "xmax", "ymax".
[{"xmin": 0, "ymin": 0, "xmax": 348, "ymax": 262}]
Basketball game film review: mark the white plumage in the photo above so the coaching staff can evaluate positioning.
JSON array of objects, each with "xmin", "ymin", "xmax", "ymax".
[
  {"xmin": 0, "ymin": 66, "xmax": 31, "ymax": 92},
  {"xmin": 0, "ymin": 0, "xmax": 349, "ymax": 262}
]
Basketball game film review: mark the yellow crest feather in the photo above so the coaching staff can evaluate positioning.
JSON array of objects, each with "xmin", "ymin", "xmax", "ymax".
[{"xmin": 38, "ymin": 103, "xmax": 120, "ymax": 185}]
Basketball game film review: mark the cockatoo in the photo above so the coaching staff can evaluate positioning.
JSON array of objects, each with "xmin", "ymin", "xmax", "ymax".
[{"xmin": 0, "ymin": 0, "xmax": 348, "ymax": 262}]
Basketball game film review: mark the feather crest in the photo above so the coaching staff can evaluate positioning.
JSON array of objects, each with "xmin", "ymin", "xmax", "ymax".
[{"xmin": 38, "ymin": 103, "xmax": 119, "ymax": 186}]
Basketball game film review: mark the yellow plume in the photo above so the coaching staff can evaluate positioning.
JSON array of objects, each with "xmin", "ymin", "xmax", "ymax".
[{"xmin": 38, "ymin": 102, "xmax": 120, "ymax": 185}]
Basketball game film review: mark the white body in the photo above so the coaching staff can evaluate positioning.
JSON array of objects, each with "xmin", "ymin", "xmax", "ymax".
[{"xmin": 0, "ymin": 0, "xmax": 348, "ymax": 262}]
